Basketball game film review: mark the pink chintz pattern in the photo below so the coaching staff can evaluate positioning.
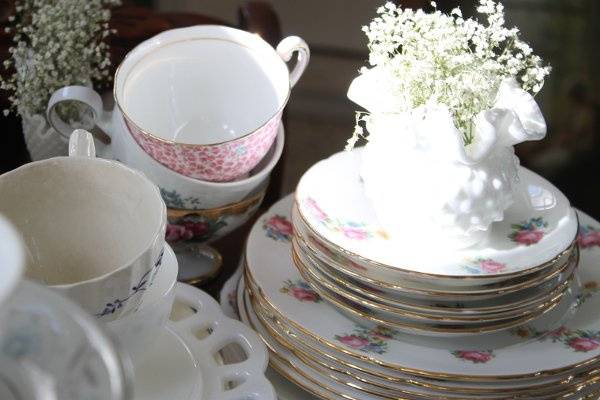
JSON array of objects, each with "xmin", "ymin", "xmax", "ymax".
[
  {"xmin": 125, "ymin": 113, "xmax": 281, "ymax": 182},
  {"xmin": 452, "ymin": 350, "xmax": 495, "ymax": 364}
]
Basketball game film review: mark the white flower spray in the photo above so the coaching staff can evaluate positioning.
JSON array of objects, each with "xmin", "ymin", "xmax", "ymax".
[
  {"xmin": 347, "ymin": 0, "xmax": 551, "ymax": 149},
  {"xmin": 0, "ymin": 0, "xmax": 120, "ymax": 117}
]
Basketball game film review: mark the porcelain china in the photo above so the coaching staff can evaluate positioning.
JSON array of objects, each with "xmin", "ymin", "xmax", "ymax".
[
  {"xmin": 132, "ymin": 282, "xmax": 275, "ymax": 400},
  {"xmin": 0, "ymin": 130, "xmax": 166, "ymax": 321},
  {"xmin": 106, "ymin": 243, "xmax": 177, "ymax": 363},
  {"xmin": 47, "ymin": 26, "xmax": 307, "ymax": 181},
  {"xmin": 295, "ymin": 148, "xmax": 578, "ymax": 286},
  {"xmin": 0, "ymin": 280, "xmax": 131, "ymax": 400},
  {"xmin": 108, "ymin": 112, "xmax": 284, "ymax": 210},
  {"xmin": 244, "ymin": 195, "xmax": 600, "ymax": 383},
  {"xmin": 0, "ymin": 215, "xmax": 24, "ymax": 322}
]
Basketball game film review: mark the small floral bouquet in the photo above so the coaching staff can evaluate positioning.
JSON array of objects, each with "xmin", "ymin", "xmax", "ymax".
[
  {"xmin": 0, "ymin": 0, "xmax": 120, "ymax": 117},
  {"xmin": 347, "ymin": 0, "xmax": 550, "ymax": 152},
  {"xmin": 348, "ymin": 1, "xmax": 551, "ymax": 247}
]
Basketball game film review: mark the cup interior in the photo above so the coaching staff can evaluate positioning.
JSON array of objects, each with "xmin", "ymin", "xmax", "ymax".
[
  {"xmin": 0, "ymin": 158, "xmax": 165, "ymax": 285},
  {"xmin": 116, "ymin": 26, "xmax": 289, "ymax": 145}
]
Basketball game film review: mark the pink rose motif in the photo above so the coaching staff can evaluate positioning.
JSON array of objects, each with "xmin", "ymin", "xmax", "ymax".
[
  {"xmin": 342, "ymin": 227, "xmax": 369, "ymax": 240},
  {"xmin": 455, "ymin": 350, "xmax": 493, "ymax": 363},
  {"xmin": 514, "ymin": 230, "xmax": 544, "ymax": 245},
  {"xmin": 338, "ymin": 335, "xmax": 369, "ymax": 349},
  {"xmin": 479, "ymin": 259, "xmax": 506, "ymax": 273},
  {"xmin": 166, "ymin": 224, "xmax": 193, "ymax": 242},
  {"xmin": 183, "ymin": 221, "xmax": 209, "ymax": 237},
  {"xmin": 568, "ymin": 338, "xmax": 600, "ymax": 352},
  {"xmin": 548, "ymin": 326, "xmax": 568, "ymax": 338},
  {"xmin": 267, "ymin": 215, "xmax": 293, "ymax": 237},
  {"xmin": 290, "ymin": 287, "xmax": 319, "ymax": 302},
  {"xmin": 305, "ymin": 198, "xmax": 328, "ymax": 220},
  {"xmin": 578, "ymin": 231, "xmax": 600, "ymax": 249}
]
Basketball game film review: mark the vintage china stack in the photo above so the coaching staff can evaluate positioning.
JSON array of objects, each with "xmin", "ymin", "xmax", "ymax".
[
  {"xmin": 291, "ymin": 148, "xmax": 580, "ymax": 336},
  {"xmin": 237, "ymin": 194, "xmax": 600, "ymax": 399},
  {"xmin": 46, "ymin": 25, "xmax": 309, "ymax": 285}
]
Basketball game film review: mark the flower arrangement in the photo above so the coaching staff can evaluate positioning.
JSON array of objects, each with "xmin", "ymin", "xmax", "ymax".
[
  {"xmin": 346, "ymin": 0, "xmax": 552, "ymax": 247},
  {"xmin": 347, "ymin": 0, "xmax": 550, "ymax": 149},
  {"xmin": 0, "ymin": 0, "xmax": 120, "ymax": 117}
]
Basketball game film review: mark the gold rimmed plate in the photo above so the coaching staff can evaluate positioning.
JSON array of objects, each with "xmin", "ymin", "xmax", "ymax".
[{"xmin": 245, "ymin": 194, "xmax": 600, "ymax": 382}]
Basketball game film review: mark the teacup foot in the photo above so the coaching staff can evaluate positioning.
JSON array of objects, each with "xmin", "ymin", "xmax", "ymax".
[{"xmin": 172, "ymin": 242, "xmax": 223, "ymax": 286}]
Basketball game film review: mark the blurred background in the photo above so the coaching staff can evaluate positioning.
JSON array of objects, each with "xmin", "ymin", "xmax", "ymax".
[
  {"xmin": 158, "ymin": 0, "xmax": 600, "ymax": 215},
  {"xmin": 1, "ymin": 0, "xmax": 598, "ymax": 216}
]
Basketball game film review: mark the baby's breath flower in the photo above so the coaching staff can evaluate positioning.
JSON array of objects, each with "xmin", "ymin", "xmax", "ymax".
[
  {"xmin": 351, "ymin": 0, "xmax": 550, "ymax": 147},
  {"xmin": 0, "ymin": 0, "xmax": 120, "ymax": 116}
]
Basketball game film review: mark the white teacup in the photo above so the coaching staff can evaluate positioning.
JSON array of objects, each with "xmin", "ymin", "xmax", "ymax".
[
  {"xmin": 0, "ymin": 130, "xmax": 166, "ymax": 321},
  {"xmin": 47, "ymin": 25, "xmax": 308, "ymax": 182}
]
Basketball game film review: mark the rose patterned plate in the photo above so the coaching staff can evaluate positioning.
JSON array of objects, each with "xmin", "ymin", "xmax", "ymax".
[
  {"xmin": 295, "ymin": 149, "xmax": 578, "ymax": 285},
  {"xmin": 245, "ymin": 194, "xmax": 600, "ymax": 381},
  {"xmin": 242, "ymin": 280, "xmax": 600, "ymax": 399}
]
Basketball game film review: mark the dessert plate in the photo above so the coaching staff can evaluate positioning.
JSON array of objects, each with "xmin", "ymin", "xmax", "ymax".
[
  {"xmin": 133, "ymin": 282, "xmax": 275, "ymax": 400},
  {"xmin": 245, "ymin": 194, "xmax": 600, "ymax": 381},
  {"xmin": 242, "ymin": 281, "xmax": 600, "ymax": 400},
  {"xmin": 295, "ymin": 149, "xmax": 578, "ymax": 284}
]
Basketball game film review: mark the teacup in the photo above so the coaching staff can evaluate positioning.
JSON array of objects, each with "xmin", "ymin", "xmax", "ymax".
[
  {"xmin": 106, "ymin": 243, "xmax": 178, "ymax": 363},
  {"xmin": 0, "ymin": 130, "xmax": 166, "ymax": 321},
  {"xmin": 109, "ymin": 110, "xmax": 284, "ymax": 210},
  {"xmin": 47, "ymin": 25, "xmax": 309, "ymax": 182}
]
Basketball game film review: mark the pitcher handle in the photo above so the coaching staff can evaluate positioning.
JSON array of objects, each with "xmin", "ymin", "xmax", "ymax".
[
  {"xmin": 69, "ymin": 129, "xmax": 96, "ymax": 158},
  {"xmin": 276, "ymin": 36, "xmax": 310, "ymax": 88},
  {"xmin": 47, "ymin": 85, "xmax": 111, "ymax": 144}
]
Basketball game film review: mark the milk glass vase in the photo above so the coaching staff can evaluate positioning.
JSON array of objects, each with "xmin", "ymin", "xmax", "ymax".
[{"xmin": 348, "ymin": 68, "xmax": 548, "ymax": 248}]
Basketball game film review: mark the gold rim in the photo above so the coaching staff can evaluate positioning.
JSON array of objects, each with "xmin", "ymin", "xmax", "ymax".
[
  {"xmin": 167, "ymin": 188, "xmax": 266, "ymax": 217},
  {"xmin": 294, "ymin": 222, "xmax": 578, "ymax": 297},
  {"xmin": 256, "ymin": 302, "xmax": 600, "ymax": 396},
  {"xmin": 291, "ymin": 256, "xmax": 565, "ymax": 335},
  {"xmin": 243, "ymin": 285, "xmax": 600, "ymax": 398},
  {"xmin": 292, "ymin": 199, "xmax": 579, "ymax": 281},
  {"xmin": 294, "ymin": 236, "xmax": 576, "ymax": 317},
  {"xmin": 293, "ymin": 244, "xmax": 574, "ymax": 324},
  {"xmin": 242, "ymin": 258, "xmax": 600, "ymax": 382},
  {"xmin": 178, "ymin": 244, "xmax": 223, "ymax": 286},
  {"xmin": 114, "ymin": 32, "xmax": 291, "ymax": 148},
  {"xmin": 294, "ymin": 233, "xmax": 577, "ymax": 299}
]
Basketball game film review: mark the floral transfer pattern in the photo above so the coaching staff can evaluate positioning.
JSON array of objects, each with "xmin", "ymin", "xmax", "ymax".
[
  {"xmin": 461, "ymin": 258, "xmax": 508, "ymax": 275},
  {"xmin": 508, "ymin": 217, "xmax": 548, "ymax": 245},
  {"xmin": 303, "ymin": 197, "xmax": 389, "ymax": 241},
  {"xmin": 452, "ymin": 350, "xmax": 495, "ymax": 364},
  {"xmin": 280, "ymin": 279, "xmax": 322, "ymax": 303},
  {"xmin": 334, "ymin": 325, "xmax": 402, "ymax": 355},
  {"xmin": 126, "ymin": 113, "xmax": 281, "ymax": 182},
  {"xmin": 574, "ymin": 281, "xmax": 600, "ymax": 308},
  {"xmin": 511, "ymin": 325, "xmax": 600, "ymax": 353},
  {"xmin": 263, "ymin": 215, "xmax": 293, "ymax": 242},
  {"xmin": 96, "ymin": 248, "xmax": 164, "ymax": 317},
  {"xmin": 578, "ymin": 225, "xmax": 600, "ymax": 249},
  {"xmin": 166, "ymin": 215, "xmax": 227, "ymax": 243},
  {"xmin": 160, "ymin": 188, "xmax": 202, "ymax": 209}
]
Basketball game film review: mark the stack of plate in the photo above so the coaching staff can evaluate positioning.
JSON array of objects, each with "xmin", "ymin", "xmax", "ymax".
[
  {"xmin": 290, "ymin": 149, "xmax": 580, "ymax": 336},
  {"xmin": 240, "ymin": 194, "xmax": 600, "ymax": 399}
]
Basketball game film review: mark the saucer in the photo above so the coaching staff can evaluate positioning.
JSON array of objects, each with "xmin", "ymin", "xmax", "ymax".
[
  {"xmin": 295, "ymin": 149, "xmax": 578, "ymax": 285},
  {"xmin": 245, "ymin": 194, "xmax": 600, "ymax": 381},
  {"xmin": 133, "ymin": 282, "xmax": 275, "ymax": 400}
]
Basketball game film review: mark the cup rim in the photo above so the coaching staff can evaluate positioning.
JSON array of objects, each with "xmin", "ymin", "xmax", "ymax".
[
  {"xmin": 0, "ymin": 156, "xmax": 166, "ymax": 288},
  {"xmin": 113, "ymin": 25, "xmax": 291, "ymax": 147}
]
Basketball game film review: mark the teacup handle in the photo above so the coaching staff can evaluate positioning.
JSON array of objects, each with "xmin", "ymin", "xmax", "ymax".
[
  {"xmin": 276, "ymin": 36, "xmax": 310, "ymax": 88},
  {"xmin": 47, "ymin": 85, "xmax": 112, "ymax": 144},
  {"xmin": 69, "ymin": 129, "xmax": 96, "ymax": 158}
]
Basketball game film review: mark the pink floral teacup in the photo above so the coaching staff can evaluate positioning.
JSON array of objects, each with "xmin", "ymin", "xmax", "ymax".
[{"xmin": 47, "ymin": 25, "xmax": 309, "ymax": 182}]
